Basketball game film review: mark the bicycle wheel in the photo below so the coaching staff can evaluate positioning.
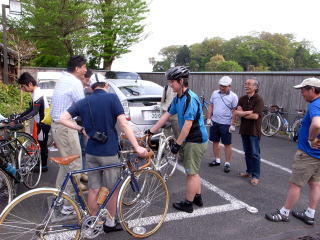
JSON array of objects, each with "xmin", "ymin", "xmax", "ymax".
[
  {"xmin": 291, "ymin": 118, "xmax": 302, "ymax": 142},
  {"xmin": 157, "ymin": 136, "xmax": 178, "ymax": 180},
  {"xmin": 17, "ymin": 132, "xmax": 42, "ymax": 188},
  {"xmin": 202, "ymin": 103, "xmax": 208, "ymax": 122},
  {"xmin": 0, "ymin": 188, "xmax": 82, "ymax": 240},
  {"xmin": 261, "ymin": 113, "xmax": 281, "ymax": 137},
  {"xmin": 0, "ymin": 168, "xmax": 13, "ymax": 214},
  {"xmin": 117, "ymin": 170, "xmax": 169, "ymax": 238}
]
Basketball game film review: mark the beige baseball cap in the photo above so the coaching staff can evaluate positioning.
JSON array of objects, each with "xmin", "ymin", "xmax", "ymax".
[{"xmin": 293, "ymin": 77, "xmax": 320, "ymax": 89}]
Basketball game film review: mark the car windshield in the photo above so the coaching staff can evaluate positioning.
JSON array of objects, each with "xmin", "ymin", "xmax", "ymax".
[
  {"xmin": 106, "ymin": 71, "xmax": 141, "ymax": 80},
  {"xmin": 119, "ymin": 84, "xmax": 163, "ymax": 97},
  {"xmin": 38, "ymin": 81, "xmax": 56, "ymax": 89}
]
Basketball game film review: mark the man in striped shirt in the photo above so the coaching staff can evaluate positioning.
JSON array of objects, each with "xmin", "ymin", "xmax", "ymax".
[{"xmin": 51, "ymin": 56, "xmax": 87, "ymax": 214}]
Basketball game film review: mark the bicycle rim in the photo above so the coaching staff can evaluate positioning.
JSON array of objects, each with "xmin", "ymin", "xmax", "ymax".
[
  {"xmin": 261, "ymin": 114, "xmax": 280, "ymax": 137},
  {"xmin": 17, "ymin": 133, "xmax": 42, "ymax": 188},
  {"xmin": 122, "ymin": 170, "xmax": 147, "ymax": 206},
  {"xmin": 158, "ymin": 136, "xmax": 178, "ymax": 180},
  {"xmin": 0, "ymin": 169, "xmax": 13, "ymax": 214},
  {"xmin": 117, "ymin": 170, "xmax": 169, "ymax": 238},
  {"xmin": 0, "ymin": 188, "xmax": 82, "ymax": 240},
  {"xmin": 291, "ymin": 119, "xmax": 302, "ymax": 142}
]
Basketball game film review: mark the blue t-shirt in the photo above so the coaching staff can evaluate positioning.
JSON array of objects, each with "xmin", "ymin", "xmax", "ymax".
[
  {"xmin": 68, "ymin": 89, "xmax": 124, "ymax": 156},
  {"xmin": 298, "ymin": 97, "xmax": 320, "ymax": 159},
  {"xmin": 168, "ymin": 89, "xmax": 208, "ymax": 143}
]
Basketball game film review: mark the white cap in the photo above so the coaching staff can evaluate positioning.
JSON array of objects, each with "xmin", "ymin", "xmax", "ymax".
[
  {"xmin": 218, "ymin": 76, "xmax": 232, "ymax": 86},
  {"xmin": 89, "ymin": 73, "xmax": 107, "ymax": 86},
  {"xmin": 293, "ymin": 77, "xmax": 320, "ymax": 89}
]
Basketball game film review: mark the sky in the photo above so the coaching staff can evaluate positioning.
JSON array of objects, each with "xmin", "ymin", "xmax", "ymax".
[{"xmin": 1, "ymin": 0, "xmax": 320, "ymax": 72}]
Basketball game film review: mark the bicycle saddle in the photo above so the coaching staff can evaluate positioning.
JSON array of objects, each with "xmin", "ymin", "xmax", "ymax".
[{"xmin": 50, "ymin": 154, "xmax": 80, "ymax": 165}]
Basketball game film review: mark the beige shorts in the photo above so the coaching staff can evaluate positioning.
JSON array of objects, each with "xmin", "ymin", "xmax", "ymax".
[
  {"xmin": 86, "ymin": 154, "xmax": 121, "ymax": 189},
  {"xmin": 180, "ymin": 142, "xmax": 208, "ymax": 175},
  {"xmin": 290, "ymin": 150, "xmax": 320, "ymax": 187}
]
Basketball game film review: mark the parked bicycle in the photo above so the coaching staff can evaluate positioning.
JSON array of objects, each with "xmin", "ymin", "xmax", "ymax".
[
  {"xmin": 261, "ymin": 105, "xmax": 305, "ymax": 141},
  {"xmin": 120, "ymin": 124, "xmax": 179, "ymax": 181},
  {"xmin": 0, "ymin": 149, "xmax": 169, "ymax": 239},
  {"xmin": 200, "ymin": 95, "xmax": 209, "ymax": 124},
  {"xmin": 0, "ymin": 117, "xmax": 41, "ymax": 213}
]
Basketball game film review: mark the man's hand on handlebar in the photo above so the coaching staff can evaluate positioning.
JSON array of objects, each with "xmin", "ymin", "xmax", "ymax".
[
  {"xmin": 135, "ymin": 146, "xmax": 149, "ymax": 158},
  {"xmin": 169, "ymin": 140, "xmax": 181, "ymax": 154},
  {"xmin": 144, "ymin": 129, "xmax": 154, "ymax": 136}
]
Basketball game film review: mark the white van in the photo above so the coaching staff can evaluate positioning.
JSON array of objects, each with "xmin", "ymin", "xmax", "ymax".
[{"xmin": 37, "ymin": 71, "xmax": 62, "ymax": 105}]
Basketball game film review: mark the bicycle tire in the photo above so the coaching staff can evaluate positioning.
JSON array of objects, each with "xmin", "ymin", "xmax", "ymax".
[
  {"xmin": 0, "ymin": 188, "xmax": 82, "ymax": 240},
  {"xmin": 291, "ymin": 118, "xmax": 302, "ymax": 142},
  {"xmin": 261, "ymin": 113, "xmax": 281, "ymax": 137},
  {"xmin": 117, "ymin": 170, "xmax": 169, "ymax": 238},
  {"xmin": 157, "ymin": 135, "xmax": 178, "ymax": 180},
  {"xmin": 16, "ymin": 132, "xmax": 42, "ymax": 188},
  {"xmin": 0, "ymin": 168, "xmax": 13, "ymax": 214}
]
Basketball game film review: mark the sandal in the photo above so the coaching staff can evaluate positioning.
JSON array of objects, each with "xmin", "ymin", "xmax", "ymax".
[
  {"xmin": 265, "ymin": 209, "xmax": 289, "ymax": 222},
  {"xmin": 250, "ymin": 178, "xmax": 259, "ymax": 186},
  {"xmin": 239, "ymin": 172, "xmax": 251, "ymax": 178}
]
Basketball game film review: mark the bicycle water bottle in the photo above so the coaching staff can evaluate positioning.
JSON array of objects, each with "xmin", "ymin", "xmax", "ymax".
[{"xmin": 5, "ymin": 163, "xmax": 16, "ymax": 177}]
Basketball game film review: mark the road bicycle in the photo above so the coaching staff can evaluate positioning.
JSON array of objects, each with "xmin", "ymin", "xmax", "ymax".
[
  {"xmin": 0, "ymin": 149, "xmax": 169, "ymax": 239},
  {"xmin": 0, "ymin": 119, "xmax": 42, "ymax": 212},
  {"xmin": 200, "ymin": 95, "xmax": 209, "ymax": 123},
  {"xmin": 261, "ymin": 105, "xmax": 304, "ymax": 141},
  {"xmin": 120, "ymin": 124, "xmax": 179, "ymax": 181}
]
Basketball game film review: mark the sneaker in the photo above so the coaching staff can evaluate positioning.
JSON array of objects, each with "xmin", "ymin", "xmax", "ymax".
[
  {"xmin": 103, "ymin": 220, "xmax": 123, "ymax": 233},
  {"xmin": 265, "ymin": 209, "xmax": 289, "ymax": 222},
  {"xmin": 61, "ymin": 205, "xmax": 76, "ymax": 215},
  {"xmin": 224, "ymin": 164, "xmax": 231, "ymax": 173},
  {"xmin": 209, "ymin": 160, "xmax": 220, "ymax": 167},
  {"xmin": 292, "ymin": 210, "xmax": 315, "ymax": 225},
  {"xmin": 193, "ymin": 194, "xmax": 203, "ymax": 207},
  {"xmin": 173, "ymin": 200, "xmax": 193, "ymax": 213}
]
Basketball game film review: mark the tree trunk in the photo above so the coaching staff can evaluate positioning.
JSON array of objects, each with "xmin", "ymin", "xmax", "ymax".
[{"xmin": 103, "ymin": 60, "xmax": 112, "ymax": 70}]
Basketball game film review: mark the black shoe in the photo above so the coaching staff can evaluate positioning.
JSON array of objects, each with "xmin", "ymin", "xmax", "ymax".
[
  {"xmin": 103, "ymin": 221, "xmax": 123, "ymax": 233},
  {"xmin": 193, "ymin": 194, "xmax": 203, "ymax": 207},
  {"xmin": 265, "ymin": 209, "xmax": 289, "ymax": 222},
  {"xmin": 209, "ymin": 160, "xmax": 220, "ymax": 167},
  {"xmin": 292, "ymin": 210, "xmax": 314, "ymax": 225},
  {"xmin": 224, "ymin": 164, "xmax": 230, "ymax": 173},
  {"xmin": 173, "ymin": 200, "xmax": 193, "ymax": 213}
]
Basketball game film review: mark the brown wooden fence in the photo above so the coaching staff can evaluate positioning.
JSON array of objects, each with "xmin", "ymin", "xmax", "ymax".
[{"xmin": 139, "ymin": 71, "xmax": 320, "ymax": 115}]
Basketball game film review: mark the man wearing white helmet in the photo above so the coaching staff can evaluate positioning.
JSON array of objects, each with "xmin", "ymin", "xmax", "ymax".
[
  {"xmin": 60, "ymin": 74, "xmax": 148, "ymax": 233},
  {"xmin": 207, "ymin": 76, "xmax": 238, "ymax": 173}
]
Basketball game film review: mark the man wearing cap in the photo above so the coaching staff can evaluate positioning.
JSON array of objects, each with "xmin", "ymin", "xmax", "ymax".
[
  {"xmin": 266, "ymin": 77, "xmax": 320, "ymax": 225},
  {"xmin": 60, "ymin": 75, "xmax": 148, "ymax": 232},
  {"xmin": 207, "ymin": 76, "xmax": 238, "ymax": 173}
]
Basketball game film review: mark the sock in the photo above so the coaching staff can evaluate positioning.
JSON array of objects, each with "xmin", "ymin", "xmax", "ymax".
[
  {"xmin": 279, "ymin": 207, "xmax": 290, "ymax": 216},
  {"xmin": 104, "ymin": 216, "xmax": 115, "ymax": 227},
  {"xmin": 224, "ymin": 162, "xmax": 230, "ymax": 166},
  {"xmin": 305, "ymin": 207, "xmax": 315, "ymax": 218},
  {"xmin": 215, "ymin": 158, "xmax": 221, "ymax": 163}
]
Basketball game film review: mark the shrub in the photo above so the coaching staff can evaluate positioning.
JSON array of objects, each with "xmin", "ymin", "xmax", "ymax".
[{"xmin": 0, "ymin": 82, "xmax": 32, "ymax": 117}]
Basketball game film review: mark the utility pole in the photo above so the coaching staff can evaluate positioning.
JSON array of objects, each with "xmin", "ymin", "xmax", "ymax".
[{"xmin": 2, "ymin": 4, "xmax": 9, "ymax": 84}]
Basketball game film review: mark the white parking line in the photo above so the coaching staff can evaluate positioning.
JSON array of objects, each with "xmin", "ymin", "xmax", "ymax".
[{"xmin": 230, "ymin": 146, "xmax": 292, "ymax": 174}]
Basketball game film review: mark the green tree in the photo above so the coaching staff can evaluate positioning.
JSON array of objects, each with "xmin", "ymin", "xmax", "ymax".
[
  {"xmin": 175, "ymin": 45, "xmax": 191, "ymax": 66},
  {"xmin": 216, "ymin": 61, "xmax": 243, "ymax": 72},
  {"xmin": 88, "ymin": 0, "xmax": 149, "ymax": 70},
  {"xmin": 205, "ymin": 54, "xmax": 225, "ymax": 71}
]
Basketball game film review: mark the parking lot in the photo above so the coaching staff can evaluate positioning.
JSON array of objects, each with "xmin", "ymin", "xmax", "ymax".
[{"xmin": 17, "ymin": 129, "xmax": 320, "ymax": 240}]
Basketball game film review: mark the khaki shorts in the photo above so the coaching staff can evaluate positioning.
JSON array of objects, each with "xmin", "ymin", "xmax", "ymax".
[
  {"xmin": 86, "ymin": 154, "xmax": 121, "ymax": 189},
  {"xmin": 181, "ymin": 142, "xmax": 208, "ymax": 175},
  {"xmin": 290, "ymin": 150, "xmax": 320, "ymax": 187}
]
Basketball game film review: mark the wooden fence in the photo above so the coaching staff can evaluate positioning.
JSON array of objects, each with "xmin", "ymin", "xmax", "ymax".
[{"xmin": 139, "ymin": 71, "xmax": 320, "ymax": 115}]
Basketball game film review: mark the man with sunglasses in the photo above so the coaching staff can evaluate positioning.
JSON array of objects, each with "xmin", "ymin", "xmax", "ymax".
[{"xmin": 266, "ymin": 77, "xmax": 320, "ymax": 225}]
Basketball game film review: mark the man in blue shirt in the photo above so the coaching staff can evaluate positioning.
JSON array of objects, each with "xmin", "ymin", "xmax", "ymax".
[
  {"xmin": 266, "ymin": 77, "xmax": 320, "ymax": 225},
  {"xmin": 60, "ymin": 75, "xmax": 148, "ymax": 232},
  {"xmin": 147, "ymin": 66, "xmax": 208, "ymax": 213}
]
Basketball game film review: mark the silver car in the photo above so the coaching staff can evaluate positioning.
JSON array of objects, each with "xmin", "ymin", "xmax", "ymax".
[{"xmin": 107, "ymin": 79, "xmax": 163, "ymax": 133}]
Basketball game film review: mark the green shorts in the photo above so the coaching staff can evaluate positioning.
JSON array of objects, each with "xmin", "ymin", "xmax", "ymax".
[
  {"xmin": 290, "ymin": 150, "xmax": 320, "ymax": 187},
  {"xmin": 181, "ymin": 142, "xmax": 208, "ymax": 175},
  {"xmin": 86, "ymin": 154, "xmax": 121, "ymax": 189}
]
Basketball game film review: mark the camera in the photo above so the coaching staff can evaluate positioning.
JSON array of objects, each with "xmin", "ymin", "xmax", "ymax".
[{"xmin": 92, "ymin": 131, "xmax": 108, "ymax": 143}]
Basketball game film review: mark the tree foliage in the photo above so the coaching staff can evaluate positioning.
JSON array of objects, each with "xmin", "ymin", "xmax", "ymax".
[{"xmin": 151, "ymin": 32, "xmax": 320, "ymax": 72}]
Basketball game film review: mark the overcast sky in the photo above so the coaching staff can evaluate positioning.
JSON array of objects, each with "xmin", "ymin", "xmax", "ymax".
[{"xmin": 1, "ymin": 0, "xmax": 319, "ymax": 72}]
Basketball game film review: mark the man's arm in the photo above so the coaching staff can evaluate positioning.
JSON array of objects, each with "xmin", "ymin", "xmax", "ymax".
[
  {"xmin": 207, "ymin": 104, "xmax": 213, "ymax": 120},
  {"xmin": 176, "ymin": 120, "xmax": 193, "ymax": 145},
  {"xmin": 150, "ymin": 112, "xmax": 171, "ymax": 133},
  {"xmin": 117, "ymin": 114, "xmax": 148, "ymax": 156},
  {"xmin": 60, "ymin": 111, "xmax": 84, "ymax": 132}
]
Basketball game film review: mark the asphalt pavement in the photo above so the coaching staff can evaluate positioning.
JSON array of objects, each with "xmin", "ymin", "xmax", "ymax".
[{"xmin": 16, "ymin": 129, "xmax": 320, "ymax": 240}]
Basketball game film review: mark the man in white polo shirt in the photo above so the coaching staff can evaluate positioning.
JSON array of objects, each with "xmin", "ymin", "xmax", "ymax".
[{"xmin": 206, "ymin": 76, "xmax": 238, "ymax": 173}]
